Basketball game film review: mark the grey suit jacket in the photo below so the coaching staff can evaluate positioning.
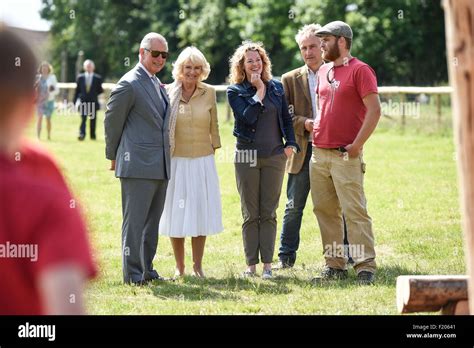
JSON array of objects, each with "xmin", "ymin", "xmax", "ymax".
[{"xmin": 104, "ymin": 64, "xmax": 171, "ymax": 180}]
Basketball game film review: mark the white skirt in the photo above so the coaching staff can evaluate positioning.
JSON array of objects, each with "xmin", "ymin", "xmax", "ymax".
[{"xmin": 158, "ymin": 154, "xmax": 223, "ymax": 237}]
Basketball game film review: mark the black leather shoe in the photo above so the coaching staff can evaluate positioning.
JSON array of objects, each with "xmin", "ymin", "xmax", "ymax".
[
  {"xmin": 78, "ymin": 135, "xmax": 85, "ymax": 141},
  {"xmin": 130, "ymin": 275, "xmax": 166, "ymax": 286},
  {"xmin": 357, "ymin": 271, "xmax": 375, "ymax": 285},
  {"xmin": 149, "ymin": 274, "xmax": 166, "ymax": 282},
  {"xmin": 272, "ymin": 260, "xmax": 293, "ymax": 270},
  {"xmin": 129, "ymin": 279, "xmax": 146, "ymax": 286}
]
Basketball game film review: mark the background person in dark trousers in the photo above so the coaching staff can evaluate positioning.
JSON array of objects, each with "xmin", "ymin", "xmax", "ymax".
[
  {"xmin": 276, "ymin": 24, "xmax": 324, "ymax": 269},
  {"xmin": 74, "ymin": 59, "xmax": 103, "ymax": 141}
]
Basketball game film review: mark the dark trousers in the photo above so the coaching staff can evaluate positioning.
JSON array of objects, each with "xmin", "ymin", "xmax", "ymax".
[
  {"xmin": 79, "ymin": 100, "xmax": 98, "ymax": 139},
  {"xmin": 279, "ymin": 143, "xmax": 350, "ymax": 266},
  {"xmin": 120, "ymin": 178, "xmax": 168, "ymax": 284},
  {"xmin": 79, "ymin": 113, "xmax": 97, "ymax": 139},
  {"xmin": 235, "ymin": 153, "xmax": 286, "ymax": 265},
  {"xmin": 278, "ymin": 143, "xmax": 312, "ymax": 265}
]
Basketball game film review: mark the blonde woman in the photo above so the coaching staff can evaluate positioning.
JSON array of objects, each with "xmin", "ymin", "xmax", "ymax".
[
  {"xmin": 36, "ymin": 61, "xmax": 58, "ymax": 140},
  {"xmin": 227, "ymin": 42, "xmax": 299, "ymax": 279},
  {"xmin": 158, "ymin": 46, "xmax": 223, "ymax": 278}
]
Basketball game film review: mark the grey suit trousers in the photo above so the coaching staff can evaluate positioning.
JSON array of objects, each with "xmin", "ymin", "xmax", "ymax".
[{"xmin": 120, "ymin": 177, "xmax": 168, "ymax": 284}]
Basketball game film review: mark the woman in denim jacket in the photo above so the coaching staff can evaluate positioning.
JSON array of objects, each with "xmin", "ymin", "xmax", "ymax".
[{"xmin": 227, "ymin": 41, "xmax": 300, "ymax": 279}]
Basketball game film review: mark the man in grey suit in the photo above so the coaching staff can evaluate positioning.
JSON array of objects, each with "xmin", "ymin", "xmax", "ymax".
[{"xmin": 104, "ymin": 32, "xmax": 171, "ymax": 285}]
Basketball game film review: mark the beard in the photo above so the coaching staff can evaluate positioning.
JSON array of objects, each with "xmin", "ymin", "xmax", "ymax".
[{"xmin": 322, "ymin": 43, "xmax": 340, "ymax": 62}]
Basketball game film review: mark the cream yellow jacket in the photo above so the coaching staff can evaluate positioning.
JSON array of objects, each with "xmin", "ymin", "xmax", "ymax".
[{"xmin": 166, "ymin": 82, "xmax": 221, "ymax": 158}]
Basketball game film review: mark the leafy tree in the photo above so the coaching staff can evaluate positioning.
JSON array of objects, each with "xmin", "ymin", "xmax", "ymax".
[
  {"xmin": 40, "ymin": 0, "xmax": 180, "ymax": 81},
  {"xmin": 348, "ymin": 0, "xmax": 447, "ymax": 85},
  {"xmin": 283, "ymin": 0, "xmax": 350, "ymax": 72},
  {"xmin": 227, "ymin": 0, "xmax": 295, "ymax": 77},
  {"xmin": 40, "ymin": 0, "xmax": 447, "ymax": 86},
  {"xmin": 176, "ymin": 0, "xmax": 243, "ymax": 84}
]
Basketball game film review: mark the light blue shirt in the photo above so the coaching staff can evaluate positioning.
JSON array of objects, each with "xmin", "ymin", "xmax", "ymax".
[
  {"xmin": 307, "ymin": 65, "xmax": 319, "ymax": 141},
  {"xmin": 307, "ymin": 66, "xmax": 318, "ymax": 120}
]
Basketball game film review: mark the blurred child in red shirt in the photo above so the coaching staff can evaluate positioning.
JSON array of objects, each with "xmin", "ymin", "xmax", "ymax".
[{"xmin": 0, "ymin": 23, "xmax": 97, "ymax": 315}]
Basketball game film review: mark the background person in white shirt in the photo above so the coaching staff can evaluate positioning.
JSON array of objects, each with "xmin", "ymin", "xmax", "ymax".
[{"xmin": 35, "ymin": 61, "xmax": 58, "ymax": 140}]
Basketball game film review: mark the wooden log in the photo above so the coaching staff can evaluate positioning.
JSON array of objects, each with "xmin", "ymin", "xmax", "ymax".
[
  {"xmin": 442, "ymin": 300, "xmax": 470, "ymax": 315},
  {"xmin": 396, "ymin": 275, "xmax": 468, "ymax": 313},
  {"xmin": 454, "ymin": 300, "xmax": 470, "ymax": 315},
  {"xmin": 443, "ymin": 0, "xmax": 474, "ymax": 314}
]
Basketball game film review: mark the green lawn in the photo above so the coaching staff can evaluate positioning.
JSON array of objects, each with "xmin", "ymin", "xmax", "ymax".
[{"xmin": 26, "ymin": 103, "xmax": 464, "ymax": 315}]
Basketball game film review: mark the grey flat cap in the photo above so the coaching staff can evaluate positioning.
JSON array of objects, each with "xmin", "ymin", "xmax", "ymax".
[{"xmin": 316, "ymin": 21, "xmax": 353, "ymax": 39}]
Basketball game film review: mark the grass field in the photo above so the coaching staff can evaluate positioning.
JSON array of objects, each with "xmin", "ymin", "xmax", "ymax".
[{"xmin": 25, "ymin": 102, "xmax": 464, "ymax": 315}]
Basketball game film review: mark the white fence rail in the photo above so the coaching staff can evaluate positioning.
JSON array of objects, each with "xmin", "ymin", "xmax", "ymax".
[
  {"xmin": 57, "ymin": 83, "xmax": 453, "ymax": 127},
  {"xmin": 58, "ymin": 83, "xmax": 453, "ymax": 94}
]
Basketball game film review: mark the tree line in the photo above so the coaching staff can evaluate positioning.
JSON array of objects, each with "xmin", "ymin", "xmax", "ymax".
[{"xmin": 41, "ymin": 0, "xmax": 447, "ymax": 86}]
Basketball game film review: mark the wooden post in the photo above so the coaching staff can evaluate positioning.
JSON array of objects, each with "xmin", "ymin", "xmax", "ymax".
[
  {"xmin": 75, "ymin": 50, "xmax": 84, "ymax": 79},
  {"xmin": 436, "ymin": 94, "xmax": 442, "ymax": 129},
  {"xmin": 60, "ymin": 50, "xmax": 68, "ymax": 101},
  {"xmin": 400, "ymin": 93, "xmax": 406, "ymax": 131},
  {"xmin": 226, "ymin": 102, "xmax": 231, "ymax": 123},
  {"xmin": 443, "ymin": 0, "xmax": 474, "ymax": 314},
  {"xmin": 225, "ymin": 77, "xmax": 231, "ymax": 122}
]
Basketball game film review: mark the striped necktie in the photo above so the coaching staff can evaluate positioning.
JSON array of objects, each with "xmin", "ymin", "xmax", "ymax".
[
  {"xmin": 151, "ymin": 76, "xmax": 165, "ymax": 103},
  {"xmin": 151, "ymin": 75, "xmax": 167, "ymax": 114}
]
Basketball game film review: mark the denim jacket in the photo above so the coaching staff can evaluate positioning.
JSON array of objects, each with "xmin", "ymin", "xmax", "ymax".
[{"xmin": 227, "ymin": 79, "xmax": 300, "ymax": 151}]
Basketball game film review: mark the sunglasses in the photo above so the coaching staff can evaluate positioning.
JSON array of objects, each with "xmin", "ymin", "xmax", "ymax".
[{"xmin": 144, "ymin": 48, "xmax": 169, "ymax": 59}]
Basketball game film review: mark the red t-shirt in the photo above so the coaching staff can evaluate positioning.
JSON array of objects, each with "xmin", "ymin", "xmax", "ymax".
[
  {"xmin": 313, "ymin": 57, "xmax": 378, "ymax": 148},
  {"xmin": 15, "ymin": 140, "xmax": 68, "ymax": 187},
  {"xmin": 0, "ymin": 142, "xmax": 97, "ymax": 315}
]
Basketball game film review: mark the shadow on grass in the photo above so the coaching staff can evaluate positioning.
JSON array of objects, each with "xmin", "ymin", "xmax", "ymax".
[
  {"xmin": 109, "ymin": 264, "xmax": 425, "ymax": 301},
  {"xmin": 145, "ymin": 275, "xmax": 299, "ymax": 301},
  {"xmin": 375, "ymin": 264, "xmax": 428, "ymax": 286},
  {"xmin": 301, "ymin": 264, "xmax": 426, "ymax": 289},
  {"xmin": 309, "ymin": 264, "xmax": 428, "ymax": 289},
  {"xmin": 149, "ymin": 280, "xmax": 238, "ymax": 301}
]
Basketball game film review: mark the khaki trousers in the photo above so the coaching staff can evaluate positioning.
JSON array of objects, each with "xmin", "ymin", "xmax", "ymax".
[
  {"xmin": 235, "ymin": 153, "xmax": 287, "ymax": 265},
  {"xmin": 309, "ymin": 147, "xmax": 376, "ymax": 273}
]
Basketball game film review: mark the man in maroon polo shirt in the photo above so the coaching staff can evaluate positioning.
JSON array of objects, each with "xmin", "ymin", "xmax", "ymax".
[{"xmin": 311, "ymin": 21, "xmax": 381, "ymax": 284}]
